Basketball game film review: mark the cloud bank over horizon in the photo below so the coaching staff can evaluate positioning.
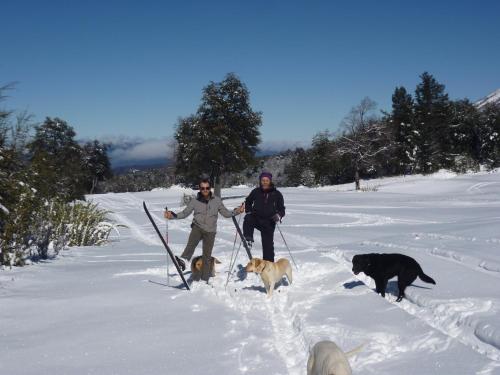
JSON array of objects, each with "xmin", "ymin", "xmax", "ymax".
[{"xmin": 86, "ymin": 135, "xmax": 311, "ymax": 167}]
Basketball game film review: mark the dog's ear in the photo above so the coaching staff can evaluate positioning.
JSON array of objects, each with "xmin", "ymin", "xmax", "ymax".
[{"xmin": 213, "ymin": 257, "xmax": 221, "ymax": 264}]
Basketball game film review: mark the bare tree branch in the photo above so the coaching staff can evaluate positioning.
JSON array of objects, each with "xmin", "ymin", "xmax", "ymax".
[{"xmin": 334, "ymin": 98, "xmax": 392, "ymax": 189}]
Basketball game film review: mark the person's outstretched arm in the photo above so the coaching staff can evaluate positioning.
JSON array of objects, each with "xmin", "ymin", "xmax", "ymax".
[
  {"xmin": 166, "ymin": 198, "xmax": 194, "ymax": 219},
  {"xmin": 218, "ymin": 201, "xmax": 244, "ymax": 218}
]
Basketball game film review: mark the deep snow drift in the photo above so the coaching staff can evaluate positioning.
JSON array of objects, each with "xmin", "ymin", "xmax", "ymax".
[{"xmin": 1, "ymin": 170, "xmax": 500, "ymax": 374}]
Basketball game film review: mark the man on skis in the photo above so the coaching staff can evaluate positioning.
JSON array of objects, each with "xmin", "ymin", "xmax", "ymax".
[
  {"xmin": 164, "ymin": 177, "xmax": 244, "ymax": 282},
  {"xmin": 243, "ymin": 171, "xmax": 285, "ymax": 262}
]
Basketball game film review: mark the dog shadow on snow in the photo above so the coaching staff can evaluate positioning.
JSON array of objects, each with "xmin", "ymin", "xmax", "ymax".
[
  {"xmin": 343, "ymin": 280, "xmax": 364, "ymax": 289},
  {"xmin": 235, "ymin": 264, "xmax": 248, "ymax": 281},
  {"xmin": 343, "ymin": 280, "xmax": 432, "ymax": 298},
  {"xmin": 242, "ymin": 277, "xmax": 290, "ymax": 294},
  {"xmin": 232, "ymin": 262, "xmax": 291, "ymax": 295}
]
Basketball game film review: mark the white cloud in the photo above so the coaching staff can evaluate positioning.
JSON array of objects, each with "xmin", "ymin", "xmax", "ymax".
[
  {"xmin": 90, "ymin": 135, "xmax": 174, "ymax": 166},
  {"xmin": 110, "ymin": 138, "xmax": 173, "ymax": 161}
]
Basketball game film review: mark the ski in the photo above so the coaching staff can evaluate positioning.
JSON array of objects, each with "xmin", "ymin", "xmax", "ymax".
[
  {"xmin": 143, "ymin": 201, "xmax": 190, "ymax": 290},
  {"xmin": 232, "ymin": 215, "xmax": 253, "ymax": 260}
]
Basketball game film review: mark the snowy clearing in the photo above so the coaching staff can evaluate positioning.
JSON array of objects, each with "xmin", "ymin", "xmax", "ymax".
[{"xmin": 2, "ymin": 170, "xmax": 500, "ymax": 374}]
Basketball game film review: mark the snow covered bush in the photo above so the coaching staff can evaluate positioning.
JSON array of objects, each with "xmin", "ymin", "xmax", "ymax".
[
  {"xmin": 451, "ymin": 155, "xmax": 480, "ymax": 174},
  {"xmin": 47, "ymin": 200, "xmax": 122, "ymax": 248},
  {"xmin": 360, "ymin": 184, "xmax": 380, "ymax": 192},
  {"xmin": 0, "ymin": 180, "xmax": 40, "ymax": 266},
  {"xmin": 0, "ymin": 199, "xmax": 122, "ymax": 267}
]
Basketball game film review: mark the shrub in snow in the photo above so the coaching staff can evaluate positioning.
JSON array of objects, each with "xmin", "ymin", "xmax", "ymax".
[
  {"xmin": 451, "ymin": 155, "xmax": 480, "ymax": 174},
  {"xmin": 0, "ymin": 176, "xmax": 40, "ymax": 266},
  {"xmin": 360, "ymin": 184, "xmax": 380, "ymax": 192},
  {"xmin": 47, "ymin": 200, "xmax": 123, "ymax": 248},
  {"xmin": 0, "ymin": 199, "xmax": 123, "ymax": 267},
  {"xmin": 300, "ymin": 169, "xmax": 316, "ymax": 187}
]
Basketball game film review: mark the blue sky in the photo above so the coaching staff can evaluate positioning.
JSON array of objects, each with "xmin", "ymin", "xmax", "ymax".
[{"xmin": 1, "ymin": 0, "xmax": 499, "ymax": 164}]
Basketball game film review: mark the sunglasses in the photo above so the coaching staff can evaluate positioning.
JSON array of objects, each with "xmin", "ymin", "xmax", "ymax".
[{"xmin": 200, "ymin": 186, "xmax": 211, "ymax": 191}]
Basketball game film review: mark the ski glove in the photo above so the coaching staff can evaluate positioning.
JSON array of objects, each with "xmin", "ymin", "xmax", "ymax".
[
  {"xmin": 175, "ymin": 256, "xmax": 186, "ymax": 271},
  {"xmin": 272, "ymin": 213, "xmax": 282, "ymax": 223}
]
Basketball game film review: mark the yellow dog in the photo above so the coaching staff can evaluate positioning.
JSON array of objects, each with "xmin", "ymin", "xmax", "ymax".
[{"xmin": 245, "ymin": 257, "xmax": 292, "ymax": 296}]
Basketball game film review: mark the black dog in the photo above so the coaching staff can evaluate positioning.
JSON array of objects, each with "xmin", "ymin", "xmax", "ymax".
[{"xmin": 352, "ymin": 253, "xmax": 436, "ymax": 302}]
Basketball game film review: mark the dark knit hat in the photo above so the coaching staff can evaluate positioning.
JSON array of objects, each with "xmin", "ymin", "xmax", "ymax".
[{"xmin": 259, "ymin": 171, "xmax": 272, "ymax": 181}]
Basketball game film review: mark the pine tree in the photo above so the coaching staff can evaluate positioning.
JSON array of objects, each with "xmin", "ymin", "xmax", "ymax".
[
  {"xmin": 447, "ymin": 99, "xmax": 481, "ymax": 171},
  {"xmin": 414, "ymin": 72, "xmax": 452, "ymax": 172},
  {"xmin": 27, "ymin": 117, "xmax": 86, "ymax": 201},
  {"xmin": 309, "ymin": 131, "xmax": 334, "ymax": 184},
  {"xmin": 81, "ymin": 140, "xmax": 113, "ymax": 194},
  {"xmin": 174, "ymin": 115, "xmax": 210, "ymax": 185},
  {"xmin": 478, "ymin": 103, "xmax": 500, "ymax": 169},
  {"xmin": 175, "ymin": 73, "xmax": 262, "ymax": 196},
  {"xmin": 284, "ymin": 148, "xmax": 313, "ymax": 186},
  {"xmin": 390, "ymin": 86, "xmax": 418, "ymax": 174}
]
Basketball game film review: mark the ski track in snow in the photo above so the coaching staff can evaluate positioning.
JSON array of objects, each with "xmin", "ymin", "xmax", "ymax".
[{"xmin": 467, "ymin": 182, "xmax": 500, "ymax": 194}]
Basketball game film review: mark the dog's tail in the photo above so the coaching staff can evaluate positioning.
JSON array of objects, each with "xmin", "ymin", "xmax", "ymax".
[
  {"xmin": 418, "ymin": 267, "xmax": 436, "ymax": 285},
  {"xmin": 345, "ymin": 343, "xmax": 365, "ymax": 358}
]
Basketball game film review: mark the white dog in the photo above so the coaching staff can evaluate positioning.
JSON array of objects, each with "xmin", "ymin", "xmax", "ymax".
[{"xmin": 307, "ymin": 340, "xmax": 363, "ymax": 375}]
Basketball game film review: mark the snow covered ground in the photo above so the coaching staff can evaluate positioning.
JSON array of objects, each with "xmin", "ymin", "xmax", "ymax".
[{"xmin": 2, "ymin": 170, "xmax": 500, "ymax": 374}]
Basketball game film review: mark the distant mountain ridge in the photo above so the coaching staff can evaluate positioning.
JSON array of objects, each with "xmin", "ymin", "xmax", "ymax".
[
  {"xmin": 112, "ymin": 160, "xmax": 172, "ymax": 175},
  {"xmin": 475, "ymin": 88, "xmax": 500, "ymax": 108}
]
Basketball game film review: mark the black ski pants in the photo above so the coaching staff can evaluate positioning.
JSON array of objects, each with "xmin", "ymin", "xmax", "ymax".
[{"xmin": 243, "ymin": 213, "xmax": 276, "ymax": 262}]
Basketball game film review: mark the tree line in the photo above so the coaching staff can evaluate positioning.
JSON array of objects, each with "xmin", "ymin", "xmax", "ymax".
[
  {"xmin": 285, "ymin": 72, "xmax": 500, "ymax": 189},
  {"xmin": 115, "ymin": 71, "xmax": 499, "ymax": 193}
]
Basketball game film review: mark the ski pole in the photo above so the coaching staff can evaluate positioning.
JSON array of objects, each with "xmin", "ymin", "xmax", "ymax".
[
  {"xmin": 225, "ymin": 214, "xmax": 242, "ymax": 288},
  {"xmin": 165, "ymin": 205, "xmax": 170, "ymax": 286},
  {"xmin": 225, "ymin": 240, "xmax": 242, "ymax": 289},
  {"xmin": 227, "ymin": 214, "xmax": 241, "ymax": 274},
  {"xmin": 276, "ymin": 224, "xmax": 299, "ymax": 271}
]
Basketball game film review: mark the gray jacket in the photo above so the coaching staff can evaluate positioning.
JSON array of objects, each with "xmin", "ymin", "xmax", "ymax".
[{"xmin": 174, "ymin": 193, "xmax": 238, "ymax": 233}]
